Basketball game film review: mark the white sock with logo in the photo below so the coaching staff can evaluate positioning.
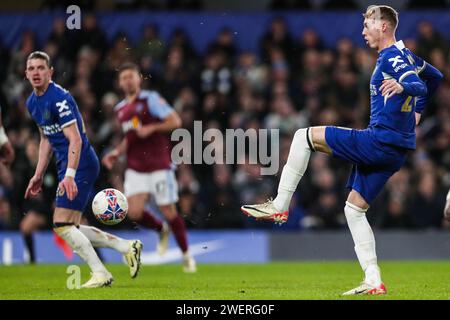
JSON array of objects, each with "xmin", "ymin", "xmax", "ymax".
[
  {"xmin": 54, "ymin": 225, "xmax": 108, "ymax": 274},
  {"xmin": 78, "ymin": 225, "xmax": 130, "ymax": 254},
  {"xmin": 273, "ymin": 128, "xmax": 313, "ymax": 212},
  {"xmin": 344, "ymin": 201, "xmax": 381, "ymax": 287}
]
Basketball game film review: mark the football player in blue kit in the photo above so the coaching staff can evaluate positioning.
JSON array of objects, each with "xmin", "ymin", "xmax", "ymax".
[
  {"xmin": 24, "ymin": 51, "xmax": 142, "ymax": 288},
  {"xmin": 242, "ymin": 5, "xmax": 443, "ymax": 295}
]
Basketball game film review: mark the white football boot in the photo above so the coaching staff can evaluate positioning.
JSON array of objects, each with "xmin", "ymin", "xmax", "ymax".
[
  {"xmin": 124, "ymin": 240, "xmax": 143, "ymax": 279},
  {"xmin": 342, "ymin": 282, "xmax": 387, "ymax": 296},
  {"xmin": 182, "ymin": 253, "xmax": 197, "ymax": 273},
  {"xmin": 241, "ymin": 199, "xmax": 288, "ymax": 225},
  {"xmin": 81, "ymin": 271, "xmax": 114, "ymax": 288}
]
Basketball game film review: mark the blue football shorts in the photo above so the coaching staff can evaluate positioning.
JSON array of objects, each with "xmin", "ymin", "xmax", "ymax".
[
  {"xmin": 55, "ymin": 146, "xmax": 100, "ymax": 212},
  {"xmin": 325, "ymin": 126, "xmax": 408, "ymax": 204}
]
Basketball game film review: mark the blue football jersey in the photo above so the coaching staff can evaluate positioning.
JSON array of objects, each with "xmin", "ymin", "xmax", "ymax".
[
  {"xmin": 26, "ymin": 82, "xmax": 92, "ymax": 176},
  {"xmin": 369, "ymin": 40, "xmax": 426, "ymax": 150}
]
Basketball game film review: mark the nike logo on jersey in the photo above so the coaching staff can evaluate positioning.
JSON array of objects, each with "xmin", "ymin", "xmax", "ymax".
[{"xmin": 56, "ymin": 100, "xmax": 72, "ymax": 118}]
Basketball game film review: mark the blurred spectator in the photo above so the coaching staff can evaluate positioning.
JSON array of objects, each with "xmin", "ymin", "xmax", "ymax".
[
  {"xmin": 208, "ymin": 28, "xmax": 237, "ymax": 66},
  {"xmin": 417, "ymin": 21, "xmax": 449, "ymax": 61},
  {"xmin": 135, "ymin": 24, "xmax": 166, "ymax": 63},
  {"xmin": 74, "ymin": 13, "xmax": 108, "ymax": 58},
  {"xmin": 260, "ymin": 17, "xmax": 294, "ymax": 64}
]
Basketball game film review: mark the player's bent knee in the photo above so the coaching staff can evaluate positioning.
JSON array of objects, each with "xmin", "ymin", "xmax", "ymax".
[
  {"xmin": 347, "ymin": 190, "xmax": 370, "ymax": 211},
  {"xmin": 293, "ymin": 128, "xmax": 315, "ymax": 152},
  {"xmin": 310, "ymin": 126, "xmax": 332, "ymax": 154}
]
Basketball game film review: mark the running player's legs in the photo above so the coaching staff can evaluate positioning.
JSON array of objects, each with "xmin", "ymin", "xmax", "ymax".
[
  {"xmin": 150, "ymin": 169, "xmax": 195, "ymax": 272},
  {"xmin": 124, "ymin": 169, "xmax": 164, "ymax": 231},
  {"xmin": 150, "ymin": 170, "xmax": 184, "ymax": 247}
]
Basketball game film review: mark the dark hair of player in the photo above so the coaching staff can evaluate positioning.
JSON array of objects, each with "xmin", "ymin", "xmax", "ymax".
[
  {"xmin": 27, "ymin": 51, "xmax": 52, "ymax": 68},
  {"xmin": 117, "ymin": 62, "xmax": 141, "ymax": 76}
]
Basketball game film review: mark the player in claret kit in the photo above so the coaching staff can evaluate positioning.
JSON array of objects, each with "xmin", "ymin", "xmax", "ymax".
[
  {"xmin": 102, "ymin": 62, "xmax": 196, "ymax": 273},
  {"xmin": 24, "ymin": 51, "xmax": 143, "ymax": 288},
  {"xmin": 241, "ymin": 5, "xmax": 443, "ymax": 295}
]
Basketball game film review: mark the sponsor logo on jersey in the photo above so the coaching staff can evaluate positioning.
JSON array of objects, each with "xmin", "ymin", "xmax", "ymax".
[
  {"xmin": 394, "ymin": 63, "xmax": 408, "ymax": 73},
  {"xmin": 42, "ymin": 123, "xmax": 62, "ymax": 135},
  {"xmin": 388, "ymin": 55, "xmax": 404, "ymax": 67},
  {"xmin": 56, "ymin": 99, "xmax": 72, "ymax": 118},
  {"xmin": 122, "ymin": 115, "xmax": 141, "ymax": 133}
]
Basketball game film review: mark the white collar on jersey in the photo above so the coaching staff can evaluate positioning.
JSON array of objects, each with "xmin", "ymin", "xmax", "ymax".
[{"xmin": 394, "ymin": 40, "xmax": 405, "ymax": 50}]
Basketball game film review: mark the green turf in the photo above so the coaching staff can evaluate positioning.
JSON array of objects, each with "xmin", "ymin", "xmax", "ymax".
[{"xmin": 0, "ymin": 261, "xmax": 449, "ymax": 299}]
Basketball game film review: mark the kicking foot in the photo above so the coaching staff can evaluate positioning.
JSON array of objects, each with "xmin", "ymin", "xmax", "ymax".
[
  {"xmin": 241, "ymin": 200, "xmax": 288, "ymax": 225},
  {"xmin": 157, "ymin": 222, "xmax": 170, "ymax": 256},
  {"xmin": 342, "ymin": 282, "xmax": 387, "ymax": 296},
  {"xmin": 182, "ymin": 254, "xmax": 197, "ymax": 273},
  {"xmin": 124, "ymin": 240, "xmax": 143, "ymax": 279},
  {"xmin": 81, "ymin": 271, "xmax": 114, "ymax": 288}
]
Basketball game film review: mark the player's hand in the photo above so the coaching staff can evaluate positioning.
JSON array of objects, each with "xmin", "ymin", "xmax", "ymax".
[
  {"xmin": 415, "ymin": 112, "xmax": 421, "ymax": 125},
  {"xmin": 58, "ymin": 176, "xmax": 78, "ymax": 201},
  {"xmin": 0, "ymin": 142, "xmax": 15, "ymax": 167},
  {"xmin": 380, "ymin": 79, "xmax": 404, "ymax": 99},
  {"xmin": 24, "ymin": 175, "xmax": 43, "ymax": 199},
  {"xmin": 102, "ymin": 149, "xmax": 119, "ymax": 170},
  {"xmin": 136, "ymin": 125, "xmax": 156, "ymax": 139}
]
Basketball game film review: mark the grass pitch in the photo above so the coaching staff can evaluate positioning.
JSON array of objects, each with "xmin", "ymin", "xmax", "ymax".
[{"xmin": 0, "ymin": 261, "xmax": 449, "ymax": 300}]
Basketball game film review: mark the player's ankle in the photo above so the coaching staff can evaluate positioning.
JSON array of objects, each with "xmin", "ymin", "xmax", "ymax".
[{"xmin": 365, "ymin": 264, "xmax": 381, "ymax": 286}]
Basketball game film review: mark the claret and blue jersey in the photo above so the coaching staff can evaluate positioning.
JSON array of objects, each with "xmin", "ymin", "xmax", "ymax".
[{"xmin": 26, "ymin": 81, "xmax": 100, "ymax": 211}]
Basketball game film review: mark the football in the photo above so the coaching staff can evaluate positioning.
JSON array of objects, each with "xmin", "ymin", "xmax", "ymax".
[{"xmin": 92, "ymin": 188, "xmax": 128, "ymax": 225}]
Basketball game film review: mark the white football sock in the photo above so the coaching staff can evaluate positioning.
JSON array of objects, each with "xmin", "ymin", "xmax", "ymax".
[
  {"xmin": 54, "ymin": 225, "xmax": 107, "ymax": 274},
  {"xmin": 78, "ymin": 225, "xmax": 130, "ymax": 254},
  {"xmin": 344, "ymin": 201, "xmax": 381, "ymax": 286},
  {"xmin": 273, "ymin": 128, "xmax": 313, "ymax": 212}
]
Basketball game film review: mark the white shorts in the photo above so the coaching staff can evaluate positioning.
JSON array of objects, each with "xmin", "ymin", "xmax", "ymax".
[{"xmin": 124, "ymin": 169, "xmax": 179, "ymax": 206}]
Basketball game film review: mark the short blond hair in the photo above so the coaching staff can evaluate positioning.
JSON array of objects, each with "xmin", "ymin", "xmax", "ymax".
[{"xmin": 363, "ymin": 5, "xmax": 399, "ymax": 31}]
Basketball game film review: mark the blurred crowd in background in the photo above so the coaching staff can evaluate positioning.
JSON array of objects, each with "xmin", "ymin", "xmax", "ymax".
[{"xmin": 0, "ymin": 11, "xmax": 449, "ymax": 232}]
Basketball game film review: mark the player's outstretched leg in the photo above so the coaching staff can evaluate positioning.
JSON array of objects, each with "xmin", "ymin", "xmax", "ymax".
[
  {"xmin": 241, "ymin": 128, "xmax": 315, "ymax": 224},
  {"xmin": 342, "ymin": 193, "xmax": 386, "ymax": 296},
  {"xmin": 78, "ymin": 225, "xmax": 142, "ymax": 279},
  {"xmin": 160, "ymin": 204, "xmax": 196, "ymax": 273}
]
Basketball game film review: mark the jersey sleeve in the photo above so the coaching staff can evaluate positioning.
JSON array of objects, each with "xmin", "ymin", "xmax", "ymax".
[
  {"xmin": 146, "ymin": 91, "xmax": 173, "ymax": 120},
  {"xmin": 52, "ymin": 92, "xmax": 78, "ymax": 129},
  {"xmin": 381, "ymin": 51, "xmax": 427, "ymax": 97},
  {"xmin": 409, "ymin": 52, "xmax": 444, "ymax": 113}
]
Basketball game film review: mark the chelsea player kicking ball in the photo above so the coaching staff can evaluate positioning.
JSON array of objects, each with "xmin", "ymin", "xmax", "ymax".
[{"xmin": 92, "ymin": 188, "xmax": 128, "ymax": 225}]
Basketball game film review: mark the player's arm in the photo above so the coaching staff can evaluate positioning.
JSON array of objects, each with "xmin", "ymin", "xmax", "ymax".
[
  {"xmin": 379, "ymin": 52, "xmax": 427, "ymax": 99},
  {"xmin": 25, "ymin": 128, "xmax": 53, "ymax": 199},
  {"xmin": 136, "ymin": 92, "xmax": 182, "ymax": 139},
  {"xmin": 59, "ymin": 122, "xmax": 82, "ymax": 201},
  {"xmin": 102, "ymin": 138, "xmax": 127, "ymax": 170},
  {"xmin": 136, "ymin": 111, "xmax": 182, "ymax": 138},
  {"xmin": 414, "ymin": 58, "xmax": 443, "ymax": 124}
]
